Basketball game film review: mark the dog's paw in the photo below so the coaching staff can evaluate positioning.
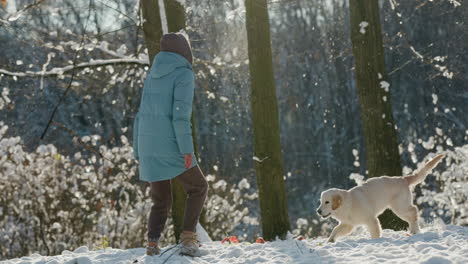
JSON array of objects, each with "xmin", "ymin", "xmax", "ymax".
[{"xmin": 327, "ymin": 238, "xmax": 336, "ymax": 243}]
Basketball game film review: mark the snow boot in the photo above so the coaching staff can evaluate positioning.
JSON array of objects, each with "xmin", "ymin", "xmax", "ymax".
[
  {"xmin": 146, "ymin": 242, "xmax": 160, "ymax": 256},
  {"xmin": 179, "ymin": 231, "xmax": 202, "ymax": 257}
]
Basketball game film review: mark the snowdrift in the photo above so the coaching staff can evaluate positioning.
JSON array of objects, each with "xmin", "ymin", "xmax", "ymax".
[{"xmin": 3, "ymin": 225, "xmax": 467, "ymax": 264}]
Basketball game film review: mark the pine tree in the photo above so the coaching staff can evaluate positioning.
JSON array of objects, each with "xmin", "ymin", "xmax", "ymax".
[
  {"xmin": 244, "ymin": 0, "xmax": 290, "ymax": 240},
  {"xmin": 349, "ymin": 0, "xmax": 407, "ymax": 230}
]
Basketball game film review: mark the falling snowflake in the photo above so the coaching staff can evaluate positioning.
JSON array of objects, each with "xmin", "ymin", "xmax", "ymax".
[{"xmin": 359, "ymin": 21, "xmax": 369, "ymax": 34}]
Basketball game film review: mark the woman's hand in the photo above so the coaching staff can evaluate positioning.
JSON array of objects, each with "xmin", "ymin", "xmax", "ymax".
[{"xmin": 184, "ymin": 154, "xmax": 192, "ymax": 169}]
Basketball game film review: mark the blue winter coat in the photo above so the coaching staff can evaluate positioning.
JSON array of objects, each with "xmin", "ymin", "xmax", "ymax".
[{"xmin": 133, "ymin": 51, "xmax": 197, "ymax": 182}]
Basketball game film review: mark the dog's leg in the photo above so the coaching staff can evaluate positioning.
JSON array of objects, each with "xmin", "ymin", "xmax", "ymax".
[
  {"xmin": 366, "ymin": 218, "xmax": 382, "ymax": 239},
  {"xmin": 390, "ymin": 188, "xmax": 420, "ymax": 234},
  {"xmin": 327, "ymin": 224, "xmax": 353, "ymax": 243},
  {"xmin": 392, "ymin": 205, "xmax": 420, "ymax": 234},
  {"xmin": 407, "ymin": 205, "xmax": 420, "ymax": 234}
]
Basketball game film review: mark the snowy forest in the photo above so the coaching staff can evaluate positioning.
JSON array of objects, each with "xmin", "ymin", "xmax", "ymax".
[{"xmin": 0, "ymin": 0, "xmax": 467, "ymax": 263}]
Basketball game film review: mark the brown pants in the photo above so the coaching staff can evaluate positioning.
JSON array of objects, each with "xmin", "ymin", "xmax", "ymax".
[{"xmin": 147, "ymin": 165, "xmax": 208, "ymax": 242}]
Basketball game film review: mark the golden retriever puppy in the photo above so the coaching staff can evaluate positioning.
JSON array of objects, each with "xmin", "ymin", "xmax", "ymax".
[{"xmin": 316, "ymin": 154, "xmax": 445, "ymax": 243}]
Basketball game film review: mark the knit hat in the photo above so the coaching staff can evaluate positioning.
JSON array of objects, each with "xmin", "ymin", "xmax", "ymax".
[{"xmin": 160, "ymin": 33, "xmax": 193, "ymax": 65}]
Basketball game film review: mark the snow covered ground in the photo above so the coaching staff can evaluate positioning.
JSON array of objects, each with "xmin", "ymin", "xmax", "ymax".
[{"xmin": 3, "ymin": 225, "xmax": 467, "ymax": 264}]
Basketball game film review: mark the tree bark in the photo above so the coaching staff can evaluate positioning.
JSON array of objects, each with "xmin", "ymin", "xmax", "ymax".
[
  {"xmin": 244, "ymin": 0, "xmax": 290, "ymax": 240},
  {"xmin": 140, "ymin": 0, "xmax": 162, "ymax": 64},
  {"xmin": 163, "ymin": 0, "xmax": 185, "ymax": 32},
  {"xmin": 349, "ymin": 0, "xmax": 407, "ymax": 230}
]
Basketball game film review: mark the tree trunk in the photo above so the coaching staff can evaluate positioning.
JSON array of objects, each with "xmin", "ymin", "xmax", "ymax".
[
  {"xmin": 349, "ymin": 0, "xmax": 407, "ymax": 230},
  {"xmin": 244, "ymin": 0, "xmax": 290, "ymax": 240},
  {"xmin": 163, "ymin": 0, "xmax": 185, "ymax": 31},
  {"xmin": 162, "ymin": 0, "xmax": 204, "ymax": 241},
  {"xmin": 141, "ymin": 0, "xmax": 202, "ymax": 241},
  {"xmin": 140, "ymin": 0, "xmax": 162, "ymax": 64}
]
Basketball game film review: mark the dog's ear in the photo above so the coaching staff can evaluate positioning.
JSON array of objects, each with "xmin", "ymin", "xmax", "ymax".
[{"xmin": 332, "ymin": 194, "xmax": 342, "ymax": 210}]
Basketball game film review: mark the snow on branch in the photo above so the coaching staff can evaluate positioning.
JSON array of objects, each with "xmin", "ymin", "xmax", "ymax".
[
  {"xmin": 388, "ymin": 0, "xmax": 456, "ymax": 79},
  {"xmin": 0, "ymin": 58, "xmax": 148, "ymax": 78},
  {"xmin": 0, "ymin": 0, "xmax": 45, "ymax": 26},
  {"xmin": 158, "ymin": 0, "xmax": 168, "ymax": 34}
]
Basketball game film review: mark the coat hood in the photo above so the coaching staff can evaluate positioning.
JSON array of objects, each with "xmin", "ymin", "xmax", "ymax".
[
  {"xmin": 160, "ymin": 33, "xmax": 193, "ymax": 65},
  {"xmin": 151, "ymin": 51, "xmax": 192, "ymax": 78}
]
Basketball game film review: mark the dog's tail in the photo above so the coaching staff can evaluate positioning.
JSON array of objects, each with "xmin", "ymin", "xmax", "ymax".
[{"xmin": 404, "ymin": 154, "xmax": 445, "ymax": 185}]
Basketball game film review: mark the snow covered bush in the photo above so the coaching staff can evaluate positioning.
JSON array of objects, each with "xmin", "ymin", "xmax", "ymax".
[
  {"xmin": 0, "ymin": 87, "xmax": 11, "ymax": 110},
  {"xmin": 401, "ymin": 129, "xmax": 467, "ymax": 226},
  {"xmin": 291, "ymin": 218, "xmax": 313, "ymax": 238},
  {"xmin": 204, "ymin": 175, "xmax": 259, "ymax": 240},
  {"xmin": 0, "ymin": 122, "xmax": 261, "ymax": 258},
  {"xmin": 0, "ymin": 122, "xmax": 148, "ymax": 259},
  {"xmin": 415, "ymin": 147, "xmax": 468, "ymax": 226}
]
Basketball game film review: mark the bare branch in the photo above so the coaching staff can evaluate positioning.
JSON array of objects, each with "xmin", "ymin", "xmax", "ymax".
[
  {"xmin": 95, "ymin": 0, "xmax": 137, "ymax": 26},
  {"xmin": 0, "ymin": 58, "xmax": 148, "ymax": 78},
  {"xmin": 40, "ymin": 0, "xmax": 92, "ymax": 141},
  {"xmin": 51, "ymin": 121, "xmax": 133, "ymax": 179},
  {"xmin": 388, "ymin": 0, "xmax": 457, "ymax": 79},
  {"xmin": 0, "ymin": 0, "xmax": 46, "ymax": 26},
  {"xmin": 51, "ymin": 121, "xmax": 103, "ymax": 158}
]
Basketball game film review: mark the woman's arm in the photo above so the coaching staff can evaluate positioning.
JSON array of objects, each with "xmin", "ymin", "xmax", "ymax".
[{"xmin": 172, "ymin": 69, "xmax": 195, "ymax": 158}]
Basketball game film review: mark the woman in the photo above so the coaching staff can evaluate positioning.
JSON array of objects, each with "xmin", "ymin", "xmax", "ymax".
[{"xmin": 133, "ymin": 33, "xmax": 208, "ymax": 257}]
